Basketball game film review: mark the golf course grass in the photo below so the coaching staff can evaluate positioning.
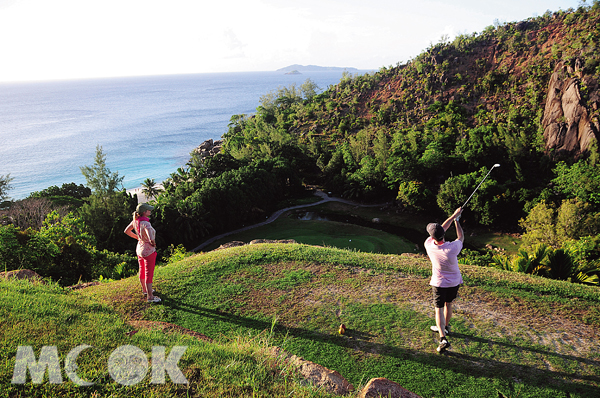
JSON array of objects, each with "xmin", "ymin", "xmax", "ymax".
[
  {"xmin": 4, "ymin": 243, "xmax": 597, "ymax": 397},
  {"xmin": 203, "ymin": 212, "xmax": 417, "ymax": 255},
  {"xmin": 88, "ymin": 244, "xmax": 600, "ymax": 397},
  {"xmin": 198, "ymin": 199, "xmax": 521, "ymax": 257}
]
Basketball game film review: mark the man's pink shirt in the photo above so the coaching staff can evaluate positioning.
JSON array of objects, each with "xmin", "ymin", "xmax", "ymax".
[{"xmin": 424, "ymin": 237, "xmax": 463, "ymax": 287}]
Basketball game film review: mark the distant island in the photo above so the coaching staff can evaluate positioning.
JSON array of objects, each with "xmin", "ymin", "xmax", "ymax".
[
  {"xmin": 277, "ymin": 64, "xmax": 360, "ymax": 73},
  {"xmin": 285, "ymin": 70, "xmax": 301, "ymax": 75}
]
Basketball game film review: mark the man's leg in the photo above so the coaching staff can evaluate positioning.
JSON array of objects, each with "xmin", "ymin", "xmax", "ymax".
[
  {"xmin": 435, "ymin": 306, "xmax": 446, "ymax": 338},
  {"xmin": 433, "ymin": 287, "xmax": 451, "ymax": 352},
  {"xmin": 433, "ymin": 286, "xmax": 447, "ymax": 337},
  {"xmin": 444, "ymin": 301, "xmax": 453, "ymax": 328},
  {"xmin": 435, "ymin": 305, "xmax": 451, "ymax": 353},
  {"xmin": 444, "ymin": 285, "xmax": 459, "ymax": 333}
]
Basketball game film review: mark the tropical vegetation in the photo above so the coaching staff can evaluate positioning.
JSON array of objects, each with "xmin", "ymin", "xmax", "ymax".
[{"xmin": 1, "ymin": 3, "xmax": 600, "ymax": 287}]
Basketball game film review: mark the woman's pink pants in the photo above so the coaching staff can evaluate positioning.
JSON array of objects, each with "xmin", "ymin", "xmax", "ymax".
[{"xmin": 138, "ymin": 252, "xmax": 157, "ymax": 284}]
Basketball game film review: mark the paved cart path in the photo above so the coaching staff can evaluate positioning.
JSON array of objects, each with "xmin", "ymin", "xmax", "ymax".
[{"xmin": 192, "ymin": 190, "xmax": 389, "ymax": 252}]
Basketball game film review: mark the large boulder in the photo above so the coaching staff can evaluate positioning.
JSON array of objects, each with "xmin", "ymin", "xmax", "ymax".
[
  {"xmin": 542, "ymin": 60, "xmax": 599, "ymax": 157},
  {"xmin": 249, "ymin": 239, "xmax": 296, "ymax": 245},
  {"xmin": 193, "ymin": 139, "xmax": 223, "ymax": 158},
  {"xmin": 0, "ymin": 269, "xmax": 43, "ymax": 282}
]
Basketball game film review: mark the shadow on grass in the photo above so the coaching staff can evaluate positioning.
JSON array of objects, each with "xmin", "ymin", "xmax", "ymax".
[
  {"xmin": 448, "ymin": 332, "xmax": 600, "ymax": 383},
  {"xmin": 167, "ymin": 300, "xmax": 600, "ymax": 396}
]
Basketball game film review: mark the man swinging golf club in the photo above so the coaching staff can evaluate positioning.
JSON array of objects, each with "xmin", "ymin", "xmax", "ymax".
[
  {"xmin": 426, "ymin": 163, "xmax": 499, "ymax": 353},
  {"xmin": 425, "ymin": 207, "xmax": 464, "ymax": 353}
]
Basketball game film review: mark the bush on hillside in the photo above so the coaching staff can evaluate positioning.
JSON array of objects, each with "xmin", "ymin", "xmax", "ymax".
[{"xmin": 0, "ymin": 211, "xmax": 137, "ymax": 286}]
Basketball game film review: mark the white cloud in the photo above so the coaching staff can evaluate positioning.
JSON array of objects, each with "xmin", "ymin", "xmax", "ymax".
[
  {"xmin": 221, "ymin": 29, "xmax": 247, "ymax": 59},
  {"xmin": 0, "ymin": 0, "xmax": 20, "ymax": 9}
]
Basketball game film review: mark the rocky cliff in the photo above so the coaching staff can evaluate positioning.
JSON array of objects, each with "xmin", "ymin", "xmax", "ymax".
[
  {"xmin": 542, "ymin": 59, "xmax": 600, "ymax": 156},
  {"xmin": 291, "ymin": 6, "xmax": 600, "ymax": 160}
]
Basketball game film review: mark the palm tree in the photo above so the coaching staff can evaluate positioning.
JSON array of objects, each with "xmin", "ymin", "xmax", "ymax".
[
  {"xmin": 141, "ymin": 178, "xmax": 161, "ymax": 200},
  {"xmin": 493, "ymin": 244, "xmax": 600, "ymax": 286},
  {"xmin": 544, "ymin": 249, "xmax": 600, "ymax": 285},
  {"xmin": 492, "ymin": 244, "xmax": 549, "ymax": 275},
  {"xmin": 570, "ymin": 261, "xmax": 600, "ymax": 285}
]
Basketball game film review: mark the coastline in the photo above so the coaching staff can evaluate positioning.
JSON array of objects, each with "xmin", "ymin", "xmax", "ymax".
[{"xmin": 3, "ymin": 71, "xmax": 349, "ymax": 200}]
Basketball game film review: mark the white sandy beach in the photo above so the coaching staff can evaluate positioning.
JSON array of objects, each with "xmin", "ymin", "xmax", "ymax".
[{"xmin": 126, "ymin": 184, "xmax": 164, "ymax": 204}]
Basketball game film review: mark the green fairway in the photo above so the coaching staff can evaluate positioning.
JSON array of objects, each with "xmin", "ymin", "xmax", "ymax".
[{"xmin": 204, "ymin": 213, "xmax": 417, "ymax": 255}]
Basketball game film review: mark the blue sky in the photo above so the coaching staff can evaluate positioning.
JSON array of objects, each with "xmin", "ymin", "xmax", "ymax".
[{"xmin": 0, "ymin": 0, "xmax": 583, "ymax": 82}]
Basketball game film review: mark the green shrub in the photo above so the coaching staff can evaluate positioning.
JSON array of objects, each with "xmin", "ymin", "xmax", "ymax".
[{"xmin": 0, "ymin": 211, "xmax": 137, "ymax": 285}]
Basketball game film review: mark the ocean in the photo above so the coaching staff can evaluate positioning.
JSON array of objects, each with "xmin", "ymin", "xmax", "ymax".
[{"xmin": 0, "ymin": 71, "xmax": 355, "ymax": 199}]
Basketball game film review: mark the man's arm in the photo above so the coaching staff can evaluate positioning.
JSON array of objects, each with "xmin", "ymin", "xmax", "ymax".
[
  {"xmin": 441, "ymin": 207, "xmax": 463, "ymax": 231},
  {"xmin": 455, "ymin": 217, "xmax": 464, "ymax": 242}
]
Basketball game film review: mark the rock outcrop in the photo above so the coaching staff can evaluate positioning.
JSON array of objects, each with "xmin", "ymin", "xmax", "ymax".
[
  {"xmin": 215, "ymin": 239, "xmax": 297, "ymax": 250},
  {"xmin": 268, "ymin": 346, "xmax": 354, "ymax": 395},
  {"xmin": 0, "ymin": 269, "xmax": 43, "ymax": 282},
  {"xmin": 542, "ymin": 59, "xmax": 600, "ymax": 157},
  {"xmin": 358, "ymin": 377, "xmax": 422, "ymax": 398},
  {"xmin": 268, "ymin": 347, "xmax": 422, "ymax": 397},
  {"xmin": 193, "ymin": 139, "xmax": 222, "ymax": 159}
]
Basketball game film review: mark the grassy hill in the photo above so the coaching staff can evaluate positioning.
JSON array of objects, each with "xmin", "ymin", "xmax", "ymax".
[{"xmin": 2, "ymin": 243, "xmax": 599, "ymax": 397}]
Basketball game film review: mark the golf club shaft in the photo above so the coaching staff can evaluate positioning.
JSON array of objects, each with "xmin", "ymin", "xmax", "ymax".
[{"xmin": 461, "ymin": 165, "xmax": 499, "ymax": 209}]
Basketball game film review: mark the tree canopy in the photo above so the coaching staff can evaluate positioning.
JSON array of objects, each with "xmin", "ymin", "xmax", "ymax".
[{"xmin": 80, "ymin": 145, "xmax": 125, "ymax": 196}]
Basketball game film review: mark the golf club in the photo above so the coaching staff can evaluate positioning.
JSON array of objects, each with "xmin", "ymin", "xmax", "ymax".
[{"xmin": 461, "ymin": 164, "xmax": 500, "ymax": 209}]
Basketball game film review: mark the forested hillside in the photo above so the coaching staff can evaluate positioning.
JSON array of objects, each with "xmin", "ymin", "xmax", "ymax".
[
  {"xmin": 155, "ymin": 4, "xmax": 600, "ymax": 236},
  {"xmin": 2, "ymin": 4, "xmax": 600, "ymax": 287},
  {"xmin": 150, "ymin": 4, "xmax": 600, "ymax": 281}
]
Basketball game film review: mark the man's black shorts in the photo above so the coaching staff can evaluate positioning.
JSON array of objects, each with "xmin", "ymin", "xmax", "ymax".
[{"xmin": 432, "ymin": 285, "xmax": 460, "ymax": 308}]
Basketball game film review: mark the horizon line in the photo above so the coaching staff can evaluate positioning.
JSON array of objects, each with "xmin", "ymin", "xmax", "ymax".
[{"xmin": 0, "ymin": 67, "xmax": 380, "ymax": 85}]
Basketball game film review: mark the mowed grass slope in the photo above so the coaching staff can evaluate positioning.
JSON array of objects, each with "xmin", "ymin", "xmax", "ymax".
[
  {"xmin": 0, "ymin": 276, "xmax": 339, "ymax": 398},
  {"xmin": 2, "ymin": 243, "xmax": 600, "ymax": 397},
  {"xmin": 91, "ymin": 244, "xmax": 600, "ymax": 397}
]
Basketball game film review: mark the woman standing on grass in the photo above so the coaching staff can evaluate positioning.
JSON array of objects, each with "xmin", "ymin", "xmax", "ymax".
[{"xmin": 124, "ymin": 203, "xmax": 161, "ymax": 303}]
